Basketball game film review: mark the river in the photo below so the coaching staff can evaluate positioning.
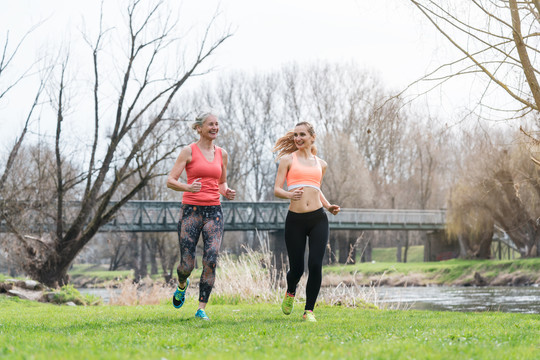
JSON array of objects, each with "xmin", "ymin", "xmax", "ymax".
[
  {"xmin": 374, "ymin": 286, "xmax": 540, "ymax": 314},
  {"xmin": 80, "ymin": 286, "xmax": 540, "ymax": 314}
]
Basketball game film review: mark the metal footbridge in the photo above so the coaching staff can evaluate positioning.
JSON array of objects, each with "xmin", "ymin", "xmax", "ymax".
[{"xmin": 100, "ymin": 201, "xmax": 446, "ymax": 232}]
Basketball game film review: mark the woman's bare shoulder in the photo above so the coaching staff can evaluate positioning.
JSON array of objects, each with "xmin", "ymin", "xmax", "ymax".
[
  {"xmin": 278, "ymin": 153, "xmax": 293, "ymax": 166},
  {"xmin": 316, "ymin": 156, "xmax": 328, "ymax": 169},
  {"xmin": 177, "ymin": 143, "xmax": 193, "ymax": 159}
]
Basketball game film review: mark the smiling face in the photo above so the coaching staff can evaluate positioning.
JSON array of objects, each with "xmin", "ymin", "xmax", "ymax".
[
  {"xmin": 198, "ymin": 114, "xmax": 219, "ymax": 140},
  {"xmin": 293, "ymin": 123, "xmax": 315, "ymax": 150}
]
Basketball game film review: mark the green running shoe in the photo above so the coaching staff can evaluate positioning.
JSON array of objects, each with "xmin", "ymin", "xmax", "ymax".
[
  {"xmin": 281, "ymin": 292, "xmax": 295, "ymax": 315},
  {"xmin": 172, "ymin": 279, "xmax": 189, "ymax": 309},
  {"xmin": 195, "ymin": 308, "xmax": 210, "ymax": 320},
  {"xmin": 303, "ymin": 310, "xmax": 316, "ymax": 322}
]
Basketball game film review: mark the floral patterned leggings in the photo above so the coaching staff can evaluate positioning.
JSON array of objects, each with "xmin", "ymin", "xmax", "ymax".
[{"xmin": 176, "ymin": 204, "xmax": 224, "ymax": 303}]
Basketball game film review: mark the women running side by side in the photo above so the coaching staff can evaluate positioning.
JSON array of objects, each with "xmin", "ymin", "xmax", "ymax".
[
  {"xmin": 273, "ymin": 121, "xmax": 340, "ymax": 322},
  {"xmin": 166, "ymin": 112, "xmax": 236, "ymax": 321}
]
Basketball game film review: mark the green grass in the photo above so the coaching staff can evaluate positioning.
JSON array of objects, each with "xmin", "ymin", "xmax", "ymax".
[
  {"xmin": 49, "ymin": 284, "xmax": 103, "ymax": 306},
  {"xmin": 68, "ymin": 263, "xmax": 203, "ymax": 285},
  {"xmin": 0, "ymin": 296, "xmax": 538, "ymax": 359},
  {"xmin": 325, "ymin": 258, "xmax": 540, "ymax": 285},
  {"xmin": 371, "ymin": 245, "xmax": 424, "ymax": 263},
  {"xmin": 68, "ymin": 264, "xmax": 133, "ymax": 282}
]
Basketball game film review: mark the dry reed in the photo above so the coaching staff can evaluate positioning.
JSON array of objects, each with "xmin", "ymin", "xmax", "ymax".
[
  {"xmin": 106, "ymin": 235, "xmax": 390, "ymax": 309},
  {"xmin": 213, "ymin": 235, "xmax": 285, "ymax": 303},
  {"xmin": 107, "ymin": 277, "xmax": 171, "ymax": 306}
]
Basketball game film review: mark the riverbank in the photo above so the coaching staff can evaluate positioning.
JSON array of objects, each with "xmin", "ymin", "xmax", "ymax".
[
  {"xmin": 4, "ymin": 258, "xmax": 540, "ymax": 291},
  {"xmin": 323, "ymin": 258, "xmax": 540, "ymax": 287},
  {"xmin": 62, "ymin": 258, "xmax": 540, "ymax": 289}
]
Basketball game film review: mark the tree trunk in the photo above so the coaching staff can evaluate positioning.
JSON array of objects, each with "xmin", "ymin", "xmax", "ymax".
[
  {"xmin": 403, "ymin": 232, "xmax": 409, "ymax": 263},
  {"xmin": 148, "ymin": 237, "xmax": 159, "ymax": 276},
  {"xmin": 327, "ymin": 235, "xmax": 337, "ymax": 264},
  {"xmin": 270, "ymin": 229, "xmax": 286, "ymax": 271},
  {"xmin": 396, "ymin": 236, "xmax": 402, "ymax": 262},
  {"xmin": 338, "ymin": 233, "xmax": 349, "ymax": 264},
  {"xmin": 138, "ymin": 237, "xmax": 148, "ymax": 279},
  {"xmin": 33, "ymin": 256, "xmax": 71, "ymax": 288}
]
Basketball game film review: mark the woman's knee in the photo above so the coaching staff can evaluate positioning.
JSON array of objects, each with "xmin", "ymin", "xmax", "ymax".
[
  {"xmin": 177, "ymin": 260, "xmax": 195, "ymax": 277},
  {"xmin": 287, "ymin": 266, "xmax": 304, "ymax": 281},
  {"xmin": 202, "ymin": 259, "xmax": 217, "ymax": 273},
  {"xmin": 307, "ymin": 259, "xmax": 323, "ymax": 275}
]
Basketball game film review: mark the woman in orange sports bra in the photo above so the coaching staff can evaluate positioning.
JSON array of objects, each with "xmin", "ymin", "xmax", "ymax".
[{"xmin": 273, "ymin": 121, "xmax": 340, "ymax": 322}]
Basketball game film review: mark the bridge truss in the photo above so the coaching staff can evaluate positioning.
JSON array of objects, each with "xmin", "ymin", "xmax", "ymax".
[{"xmin": 100, "ymin": 201, "xmax": 446, "ymax": 232}]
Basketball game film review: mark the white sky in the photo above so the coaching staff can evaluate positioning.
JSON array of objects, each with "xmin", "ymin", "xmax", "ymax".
[{"xmin": 0, "ymin": 0, "xmax": 478, "ymax": 145}]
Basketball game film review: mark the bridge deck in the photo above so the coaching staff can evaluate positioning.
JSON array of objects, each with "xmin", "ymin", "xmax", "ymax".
[
  {"xmin": 0, "ymin": 201, "xmax": 446, "ymax": 233},
  {"xmin": 101, "ymin": 201, "xmax": 446, "ymax": 232}
]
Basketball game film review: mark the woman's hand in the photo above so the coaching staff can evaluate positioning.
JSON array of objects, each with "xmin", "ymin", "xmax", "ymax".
[
  {"xmin": 224, "ymin": 188, "xmax": 236, "ymax": 200},
  {"xmin": 327, "ymin": 204, "xmax": 340, "ymax": 215},
  {"xmin": 189, "ymin": 178, "xmax": 202, "ymax": 193},
  {"xmin": 290, "ymin": 187, "xmax": 304, "ymax": 201}
]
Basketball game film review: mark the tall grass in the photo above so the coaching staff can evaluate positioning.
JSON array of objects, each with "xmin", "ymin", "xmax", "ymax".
[
  {"xmin": 214, "ymin": 242, "xmax": 284, "ymax": 304},
  {"xmin": 107, "ymin": 277, "xmax": 171, "ymax": 306},
  {"xmin": 106, "ymin": 235, "xmax": 384, "ymax": 309}
]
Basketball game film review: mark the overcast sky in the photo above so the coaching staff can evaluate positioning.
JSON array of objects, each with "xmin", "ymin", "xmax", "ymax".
[{"xmin": 1, "ymin": 0, "xmax": 476, "ymax": 143}]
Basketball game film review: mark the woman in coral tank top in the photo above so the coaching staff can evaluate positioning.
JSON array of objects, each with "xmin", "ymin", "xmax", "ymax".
[
  {"xmin": 273, "ymin": 122, "xmax": 340, "ymax": 322},
  {"xmin": 166, "ymin": 112, "xmax": 236, "ymax": 321}
]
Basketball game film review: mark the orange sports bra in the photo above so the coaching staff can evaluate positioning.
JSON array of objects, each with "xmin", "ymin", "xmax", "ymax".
[{"xmin": 286, "ymin": 152, "xmax": 322, "ymax": 191}]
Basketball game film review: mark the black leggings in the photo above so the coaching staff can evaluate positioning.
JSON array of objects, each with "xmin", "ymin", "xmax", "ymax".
[{"xmin": 284, "ymin": 207, "xmax": 329, "ymax": 311}]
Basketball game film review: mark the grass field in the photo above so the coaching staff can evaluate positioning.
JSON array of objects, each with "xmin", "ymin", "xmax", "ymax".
[
  {"xmin": 0, "ymin": 296, "xmax": 538, "ymax": 360},
  {"xmin": 371, "ymin": 245, "xmax": 424, "ymax": 263},
  {"xmin": 2, "ymin": 253, "xmax": 540, "ymax": 359}
]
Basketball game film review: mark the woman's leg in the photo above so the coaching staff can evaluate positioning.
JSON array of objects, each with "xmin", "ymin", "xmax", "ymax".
[
  {"xmin": 177, "ymin": 205, "xmax": 203, "ymax": 286},
  {"xmin": 305, "ymin": 210, "xmax": 329, "ymax": 311},
  {"xmin": 198, "ymin": 206, "xmax": 224, "ymax": 305},
  {"xmin": 284, "ymin": 211, "xmax": 308, "ymax": 295}
]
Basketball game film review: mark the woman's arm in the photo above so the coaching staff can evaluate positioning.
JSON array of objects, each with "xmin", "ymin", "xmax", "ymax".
[
  {"xmin": 166, "ymin": 146, "xmax": 201, "ymax": 193},
  {"xmin": 318, "ymin": 158, "xmax": 340, "ymax": 215},
  {"xmin": 274, "ymin": 154, "xmax": 304, "ymax": 201},
  {"xmin": 218, "ymin": 148, "xmax": 236, "ymax": 200},
  {"xmin": 319, "ymin": 191, "xmax": 340, "ymax": 215}
]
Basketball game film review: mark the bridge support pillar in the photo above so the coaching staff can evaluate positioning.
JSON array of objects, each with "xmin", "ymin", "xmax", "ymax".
[
  {"xmin": 424, "ymin": 230, "xmax": 459, "ymax": 261},
  {"xmin": 269, "ymin": 229, "xmax": 287, "ymax": 271}
]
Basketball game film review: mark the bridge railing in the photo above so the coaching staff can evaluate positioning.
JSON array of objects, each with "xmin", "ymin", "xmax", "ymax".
[
  {"xmin": 0, "ymin": 200, "xmax": 447, "ymax": 233},
  {"xmin": 101, "ymin": 201, "xmax": 446, "ymax": 232},
  {"xmin": 332, "ymin": 208, "xmax": 446, "ymax": 230}
]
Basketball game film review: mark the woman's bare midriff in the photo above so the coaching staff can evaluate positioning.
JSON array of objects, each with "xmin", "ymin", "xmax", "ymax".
[{"xmin": 288, "ymin": 187, "xmax": 322, "ymax": 213}]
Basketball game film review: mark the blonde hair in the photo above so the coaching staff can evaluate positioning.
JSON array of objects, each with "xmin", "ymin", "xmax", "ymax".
[
  {"xmin": 192, "ymin": 112, "xmax": 214, "ymax": 131},
  {"xmin": 273, "ymin": 121, "xmax": 317, "ymax": 160}
]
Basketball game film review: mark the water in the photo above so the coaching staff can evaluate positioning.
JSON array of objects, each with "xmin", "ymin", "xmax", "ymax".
[
  {"xmin": 78, "ymin": 288, "xmax": 116, "ymax": 304},
  {"xmin": 375, "ymin": 286, "xmax": 540, "ymax": 314},
  {"xmin": 79, "ymin": 286, "xmax": 540, "ymax": 313}
]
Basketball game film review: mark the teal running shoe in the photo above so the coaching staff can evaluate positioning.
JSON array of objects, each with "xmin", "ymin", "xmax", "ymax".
[
  {"xmin": 195, "ymin": 308, "xmax": 210, "ymax": 321},
  {"xmin": 281, "ymin": 292, "xmax": 295, "ymax": 315},
  {"xmin": 172, "ymin": 278, "xmax": 189, "ymax": 309}
]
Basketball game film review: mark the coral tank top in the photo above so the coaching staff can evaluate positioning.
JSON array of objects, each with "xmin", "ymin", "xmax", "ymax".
[{"xmin": 181, "ymin": 143, "xmax": 222, "ymax": 206}]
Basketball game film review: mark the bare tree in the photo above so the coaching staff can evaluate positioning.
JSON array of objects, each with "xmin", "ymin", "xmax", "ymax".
[
  {"xmin": 0, "ymin": 25, "xmax": 49, "ymax": 194},
  {"xmin": 0, "ymin": 25, "xmax": 53, "ymax": 276},
  {"xmin": 3, "ymin": 0, "xmax": 231, "ymax": 287},
  {"xmin": 406, "ymin": 1, "xmax": 539, "ymax": 118}
]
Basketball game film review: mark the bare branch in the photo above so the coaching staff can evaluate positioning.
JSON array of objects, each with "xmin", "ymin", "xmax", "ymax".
[{"xmin": 409, "ymin": 0, "xmax": 539, "ymax": 111}]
